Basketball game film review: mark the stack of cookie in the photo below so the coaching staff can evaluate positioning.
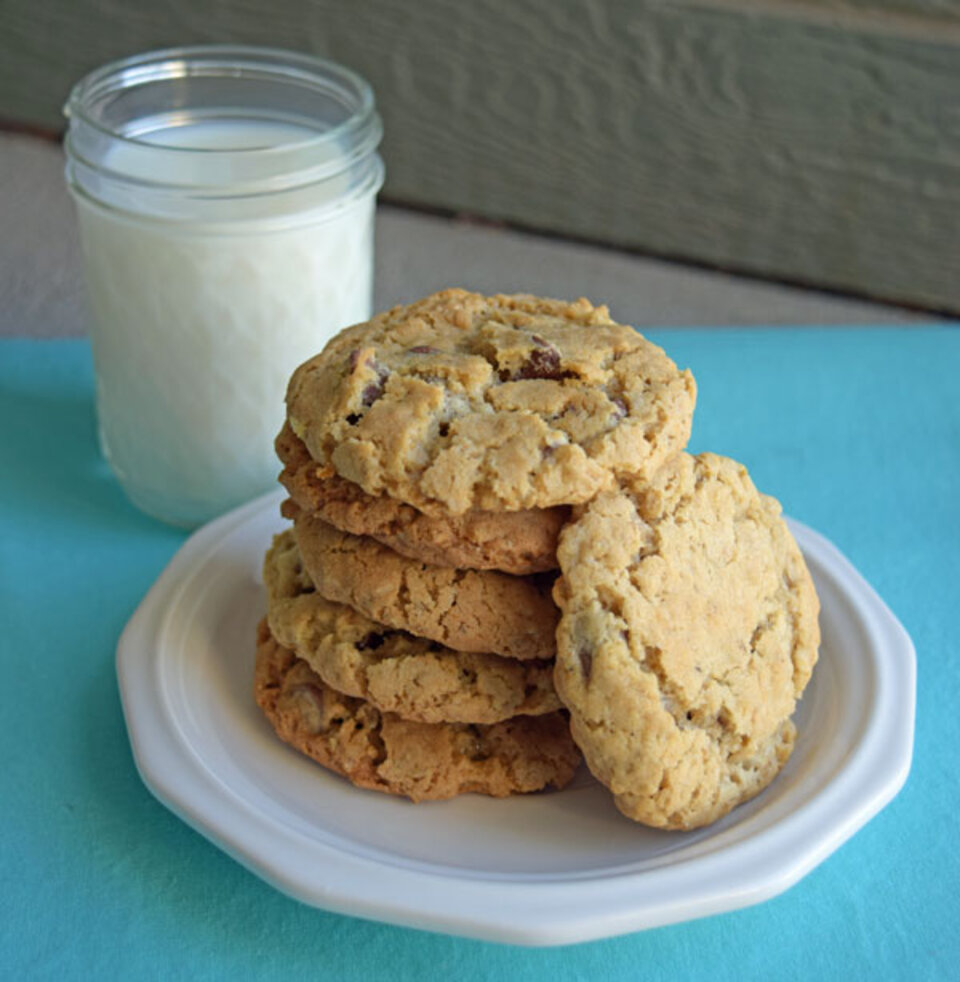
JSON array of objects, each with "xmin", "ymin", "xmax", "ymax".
[
  {"xmin": 254, "ymin": 289, "xmax": 820, "ymax": 829},
  {"xmin": 255, "ymin": 535, "xmax": 578, "ymax": 801}
]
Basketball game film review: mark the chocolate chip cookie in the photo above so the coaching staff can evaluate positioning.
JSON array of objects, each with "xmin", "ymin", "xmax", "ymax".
[
  {"xmin": 276, "ymin": 422, "xmax": 566, "ymax": 573},
  {"xmin": 264, "ymin": 530, "xmax": 561, "ymax": 723},
  {"xmin": 553, "ymin": 452, "xmax": 820, "ymax": 830},
  {"xmin": 292, "ymin": 506, "xmax": 559, "ymax": 661},
  {"xmin": 254, "ymin": 620, "xmax": 580, "ymax": 801},
  {"xmin": 286, "ymin": 289, "xmax": 696, "ymax": 515}
]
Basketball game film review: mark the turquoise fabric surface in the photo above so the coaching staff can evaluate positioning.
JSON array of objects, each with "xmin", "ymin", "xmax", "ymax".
[{"xmin": 1, "ymin": 330, "xmax": 957, "ymax": 980}]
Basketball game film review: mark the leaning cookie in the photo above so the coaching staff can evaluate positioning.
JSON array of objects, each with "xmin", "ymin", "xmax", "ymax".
[
  {"xmin": 264, "ymin": 530, "xmax": 561, "ymax": 723},
  {"xmin": 276, "ymin": 422, "xmax": 567, "ymax": 574},
  {"xmin": 291, "ymin": 506, "xmax": 559, "ymax": 661},
  {"xmin": 286, "ymin": 289, "xmax": 696, "ymax": 515},
  {"xmin": 254, "ymin": 621, "xmax": 580, "ymax": 801},
  {"xmin": 553, "ymin": 452, "xmax": 820, "ymax": 830}
]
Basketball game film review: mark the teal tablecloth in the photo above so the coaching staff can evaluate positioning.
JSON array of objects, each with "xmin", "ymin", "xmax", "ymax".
[{"xmin": 1, "ymin": 329, "xmax": 957, "ymax": 980}]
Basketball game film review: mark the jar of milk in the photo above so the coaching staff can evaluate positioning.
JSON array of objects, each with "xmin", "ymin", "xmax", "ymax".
[{"xmin": 63, "ymin": 46, "xmax": 384, "ymax": 527}]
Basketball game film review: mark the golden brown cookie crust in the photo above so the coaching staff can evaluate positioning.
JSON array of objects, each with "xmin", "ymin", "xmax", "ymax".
[
  {"xmin": 264, "ymin": 530, "xmax": 561, "ymax": 723},
  {"xmin": 276, "ymin": 422, "xmax": 566, "ymax": 573},
  {"xmin": 254, "ymin": 620, "xmax": 580, "ymax": 801},
  {"xmin": 553, "ymin": 453, "xmax": 820, "ymax": 830},
  {"xmin": 286, "ymin": 289, "xmax": 696, "ymax": 515},
  {"xmin": 292, "ymin": 508, "xmax": 560, "ymax": 661}
]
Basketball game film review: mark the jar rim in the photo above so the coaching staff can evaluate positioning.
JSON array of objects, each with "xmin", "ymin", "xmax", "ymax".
[
  {"xmin": 63, "ymin": 43, "xmax": 383, "ymax": 206},
  {"xmin": 64, "ymin": 44, "xmax": 377, "ymax": 153}
]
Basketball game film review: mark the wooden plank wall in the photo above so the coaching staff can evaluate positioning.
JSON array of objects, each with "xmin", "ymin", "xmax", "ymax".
[{"xmin": 2, "ymin": 0, "xmax": 958, "ymax": 312}]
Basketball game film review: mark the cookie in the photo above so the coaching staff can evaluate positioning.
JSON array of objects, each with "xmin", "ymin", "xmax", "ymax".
[
  {"xmin": 264, "ymin": 530, "xmax": 561, "ymax": 723},
  {"xmin": 553, "ymin": 452, "xmax": 820, "ymax": 830},
  {"xmin": 292, "ymin": 507, "xmax": 559, "ymax": 661},
  {"xmin": 286, "ymin": 289, "xmax": 696, "ymax": 515},
  {"xmin": 276, "ymin": 422, "xmax": 566, "ymax": 573},
  {"xmin": 254, "ymin": 620, "xmax": 580, "ymax": 801}
]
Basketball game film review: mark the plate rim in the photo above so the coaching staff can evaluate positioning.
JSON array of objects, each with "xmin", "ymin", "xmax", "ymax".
[{"xmin": 116, "ymin": 491, "xmax": 916, "ymax": 946}]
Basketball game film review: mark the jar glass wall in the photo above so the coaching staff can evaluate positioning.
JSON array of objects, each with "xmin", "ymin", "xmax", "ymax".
[{"xmin": 64, "ymin": 46, "xmax": 384, "ymax": 527}]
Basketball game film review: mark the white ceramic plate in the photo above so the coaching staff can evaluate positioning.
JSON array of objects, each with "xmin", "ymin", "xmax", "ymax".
[{"xmin": 117, "ymin": 490, "xmax": 915, "ymax": 946}]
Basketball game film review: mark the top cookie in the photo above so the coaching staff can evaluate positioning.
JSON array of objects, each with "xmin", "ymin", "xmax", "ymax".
[
  {"xmin": 286, "ymin": 289, "xmax": 696, "ymax": 515},
  {"xmin": 553, "ymin": 452, "xmax": 820, "ymax": 830}
]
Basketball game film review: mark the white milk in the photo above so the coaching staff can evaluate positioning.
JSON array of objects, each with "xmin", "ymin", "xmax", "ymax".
[{"xmin": 71, "ymin": 116, "xmax": 377, "ymax": 526}]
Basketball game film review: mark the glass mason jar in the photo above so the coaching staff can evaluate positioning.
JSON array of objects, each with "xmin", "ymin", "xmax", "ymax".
[{"xmin": 63, "ymin": 45, "xmax": 384, "ymax": 527}]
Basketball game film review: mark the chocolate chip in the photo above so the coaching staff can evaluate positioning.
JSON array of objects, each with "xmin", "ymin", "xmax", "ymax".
[
  {"xmin": 464, "ymin": 726, "xmax": 490, "ymax": 761},
  {"xmin": 356, "ymin": 632, "xmax": 386, "ymax": 651},
  {"xmin": 578, "ymin": 647, "xmax": 593, "ymax": 679},
  {"xmin": 438, "ymin": 422, "xmax": 450, "ymax": 437},
  {"xmin": 361, "ymin": 362, "xmax": 391, "ymax": 407},
  {"xmin": 345, "ymin": 413, "xmax": 361, "ymax": 425},
  {"xmin": 348, "ymin": 349, "xmax": 390, "ymax": 407},
  {"xmin": 410, "ymin": 345, "xmax": 438, "ymax": 354},
  {"xmin": 516, "ymin": 344, "xmax": 564, "ymax": 380},
  {"xmin": 361, "ymin": 381, "xmax": 384, "ymax": 406},
  {"xmin": 611, "ymin": 397, "xmax": 628, "ymax": 420}
]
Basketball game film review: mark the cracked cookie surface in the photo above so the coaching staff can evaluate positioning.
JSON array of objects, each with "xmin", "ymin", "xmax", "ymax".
[
  {"xmin": 292, "ymin": 506, "xmax": 559, "ymax": 661},
  {"xmin": 264, "ymin": 529, "xmax": 561, "ymax": 723},
  {"xmin": 286, "ymin": 289, "xmax": 696, "ymax": 515},
  {"xmin": 276, "ymin": 422, "xmax": 566, "ymax": 573},
  {"xmin": 553, "ymin": 452, "xmax": 820, "ymax": 830},
  {"xmin": 254, "ymin": 620, "xmax": 580, "ymax": 801}
]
